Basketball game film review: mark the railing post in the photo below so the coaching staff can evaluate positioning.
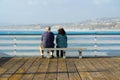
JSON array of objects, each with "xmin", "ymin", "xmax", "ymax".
[
  {"xmin": 14, "ymin": 36, "xmax": 17, "ymax": 56},
  {"xmin": 63, "ymin": 51, "xmax": 66, "ymax": 58},
  {"xmin": 94, "ymin": 35, "xmax": 97, "ymax": 57},
  {"xmin": 79, "ymin": 51, "xmax": 82, "ymax": 58}
]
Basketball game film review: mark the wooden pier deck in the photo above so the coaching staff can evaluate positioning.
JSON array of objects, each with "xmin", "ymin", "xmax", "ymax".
[{"xmin": 0, "ymin": 57, "xmax": 120, "ymax": 80}]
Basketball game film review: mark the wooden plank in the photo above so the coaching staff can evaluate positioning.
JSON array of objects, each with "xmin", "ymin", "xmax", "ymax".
[
  {"xmin": 66, "ymin": 59, "xmax": 81, "ymax": 80},
  {"xmin": 0, "ymin": 57, "xmax": 119, "ymax": 80},
  {"xmin": 110, "ymin": 58, "xmax": 120, "ymax": 70},
  {"xmin": 19, "ymin": 58, "xmax": 39, "ymax": 80},
  {"xmin": 15, "ymin": 41, "xmax": 40, "ymax": 43},
  {"xmin": 0, "ymin": 77, "xmax": 8, "ymax": 80},
  {"xmin": 8, "ymin": 58, "xmax": 28, "ymax": 80},
  {"xmin": 57, "ymin": 58, "xmax": 69, "ymax": 80},
  {"xmin": 9, "ymin": 57, "xmax": 37, "ymax": 80},
  {"xmin": 16, "ymin": 47, "xmax": 39, "ymax": 49},
  {"xmin": 0, "ymin": 58, "xmax": 13, "ymax": 72},
  {"xmin": 101, "ymin": 58, "xmax": 120, "ymax": 79},
  {"xmin": 0, "ymin": 41, "xmax": 14, "ymax": 44},
  {"xmin": 73, "ymin": 59, "xmax": 93, "ymax": 80},
  {"xmin": 0, "ymin": 67, "xmax": 6, "ymax": 76},
  {"xmin": 90, "ymin": 58, "xmax": 118, "ymax": 80},
  {"xmin": 0, "ymin": 58, "xmax": 26, "ymax": 79},
  {"xmin": 43, "ymin": 48, "xmax": 85, "ymax": 50},
  {"xmin": 0, "ymin": 47, "xmax": 13, "ymax": 50},
  {"xmin": 96, "ymin": 40, "xmax": 120, "ymax": 43},
  {"xmin": 113, "ymin": 58, "xmax": 120, "ymax": 80},
  {"xmin": 83, "ymin": 58, "xmax": 106, "ymax": 80},
  {"xmin": 97, "ymin": 47, "xmax": 120, "ymax": 50},
  {"xmin": 68, "ymin": 40, "xmax": 94, "ymax": 44},
  {"xmin": 42, "ymin": 48, "xmax": 86, "ymax": 58},
  {"xmin": 44, "ymin": 59, "xmax": 57, "ymax": 80},
  {"xmin": 0, "ymin": 58, "xmax": 19, "ymax": 77},
  {"xmin": 33, "ymin": 59, "xmax": 49, "ymax": 80}
]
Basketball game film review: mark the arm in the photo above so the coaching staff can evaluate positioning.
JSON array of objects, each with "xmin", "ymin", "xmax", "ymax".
[{"xmin": 41, "ymin": 34, "xmax": 43, "ymax": 42}]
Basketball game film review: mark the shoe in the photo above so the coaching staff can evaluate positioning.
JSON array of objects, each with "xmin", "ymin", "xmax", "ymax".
[
  {"xmin": 40, "ymin": 55, "xmax": 44, "ymax": 58},
  {"xmin": 51, "ymin": 55, "xmax": 54, "ymax": 58},
  {"xmin": 61, "ymin": 56, "xmax": 63, "ymax": 58}
]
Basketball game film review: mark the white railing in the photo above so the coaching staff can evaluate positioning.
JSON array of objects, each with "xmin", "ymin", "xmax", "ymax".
[{"xmin": 0, "ymin": 31, "xmax": 120, "ymax": 57}]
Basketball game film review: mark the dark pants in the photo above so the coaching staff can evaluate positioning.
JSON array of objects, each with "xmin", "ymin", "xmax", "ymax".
[{"xmin": 56, "ymin": 46, "xmax": 64, "ymax": 57}]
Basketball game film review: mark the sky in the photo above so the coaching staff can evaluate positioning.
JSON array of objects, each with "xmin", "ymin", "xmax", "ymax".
[{"xmin": 0, "ymin": 0, "xmax": 120, "ymax": 25}]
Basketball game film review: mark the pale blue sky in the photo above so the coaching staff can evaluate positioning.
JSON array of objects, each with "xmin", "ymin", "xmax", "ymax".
[{"xmin": 0, "ymin": 0, "xmax": 120, "ymax": 25}]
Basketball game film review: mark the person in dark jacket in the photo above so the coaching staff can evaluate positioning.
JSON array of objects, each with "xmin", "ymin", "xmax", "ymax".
[
  {"xmin": 41, "ymin": 26, "xmax": 55, "ymax": 58},
  {"xmin": 56, "ymin": 27, "xmax": 67, "ymax": 58}
]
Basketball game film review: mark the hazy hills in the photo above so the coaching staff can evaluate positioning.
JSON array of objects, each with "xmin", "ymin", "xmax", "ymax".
[{"xmin": 0, "ymin": 17, "xmax": 120, "ymax": 31}]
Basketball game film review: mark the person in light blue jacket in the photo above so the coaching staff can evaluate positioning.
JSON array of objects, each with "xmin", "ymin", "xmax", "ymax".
[{"xmin": 56, "ymin": 28, "xmax": 67, "ymax": 58}]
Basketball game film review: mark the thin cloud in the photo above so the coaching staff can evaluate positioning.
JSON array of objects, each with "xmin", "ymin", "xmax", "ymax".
[
  {"xmin": 27, "ymin": 0, "xmax": 40, "ymax": 5},
  {"xmin": 92, "ymin": 0, "xmax": 112, "ymax": 5},
  {"xmin": 27, "ymin": 0, "xmax": 68, "ymax": 6},
  {"xmin": 27, "ymin": 0, "xmax": 50, "ymax": 7}
]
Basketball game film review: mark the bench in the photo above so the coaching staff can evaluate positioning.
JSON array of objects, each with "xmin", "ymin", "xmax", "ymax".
[{"xmin": 40, "ymin": 48, "xmax": 86, "ymax": 58}]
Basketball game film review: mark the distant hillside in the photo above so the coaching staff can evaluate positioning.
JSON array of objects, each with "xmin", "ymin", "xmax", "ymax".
[
  {"xmin": 0, "ymin": 17, "xmax": 120, "ymax": 31},
  {"xmin": 54, "ymin": 17, "xmax": 120, "ymax": 30}
]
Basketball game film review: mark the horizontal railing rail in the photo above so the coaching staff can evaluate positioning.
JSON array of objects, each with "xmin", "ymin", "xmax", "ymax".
[
  {"xmin": 1, "ymin": 30, "xmax": 120, "ymax": 35},
  {"xmin": 0, "ymin": 30, "xmax": 120, "ymax": 57}
]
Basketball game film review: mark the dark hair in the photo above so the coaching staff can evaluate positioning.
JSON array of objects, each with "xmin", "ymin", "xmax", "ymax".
[{"xmin": 58, "ymin": 28, "xmax": 66, "ymax": 35}]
